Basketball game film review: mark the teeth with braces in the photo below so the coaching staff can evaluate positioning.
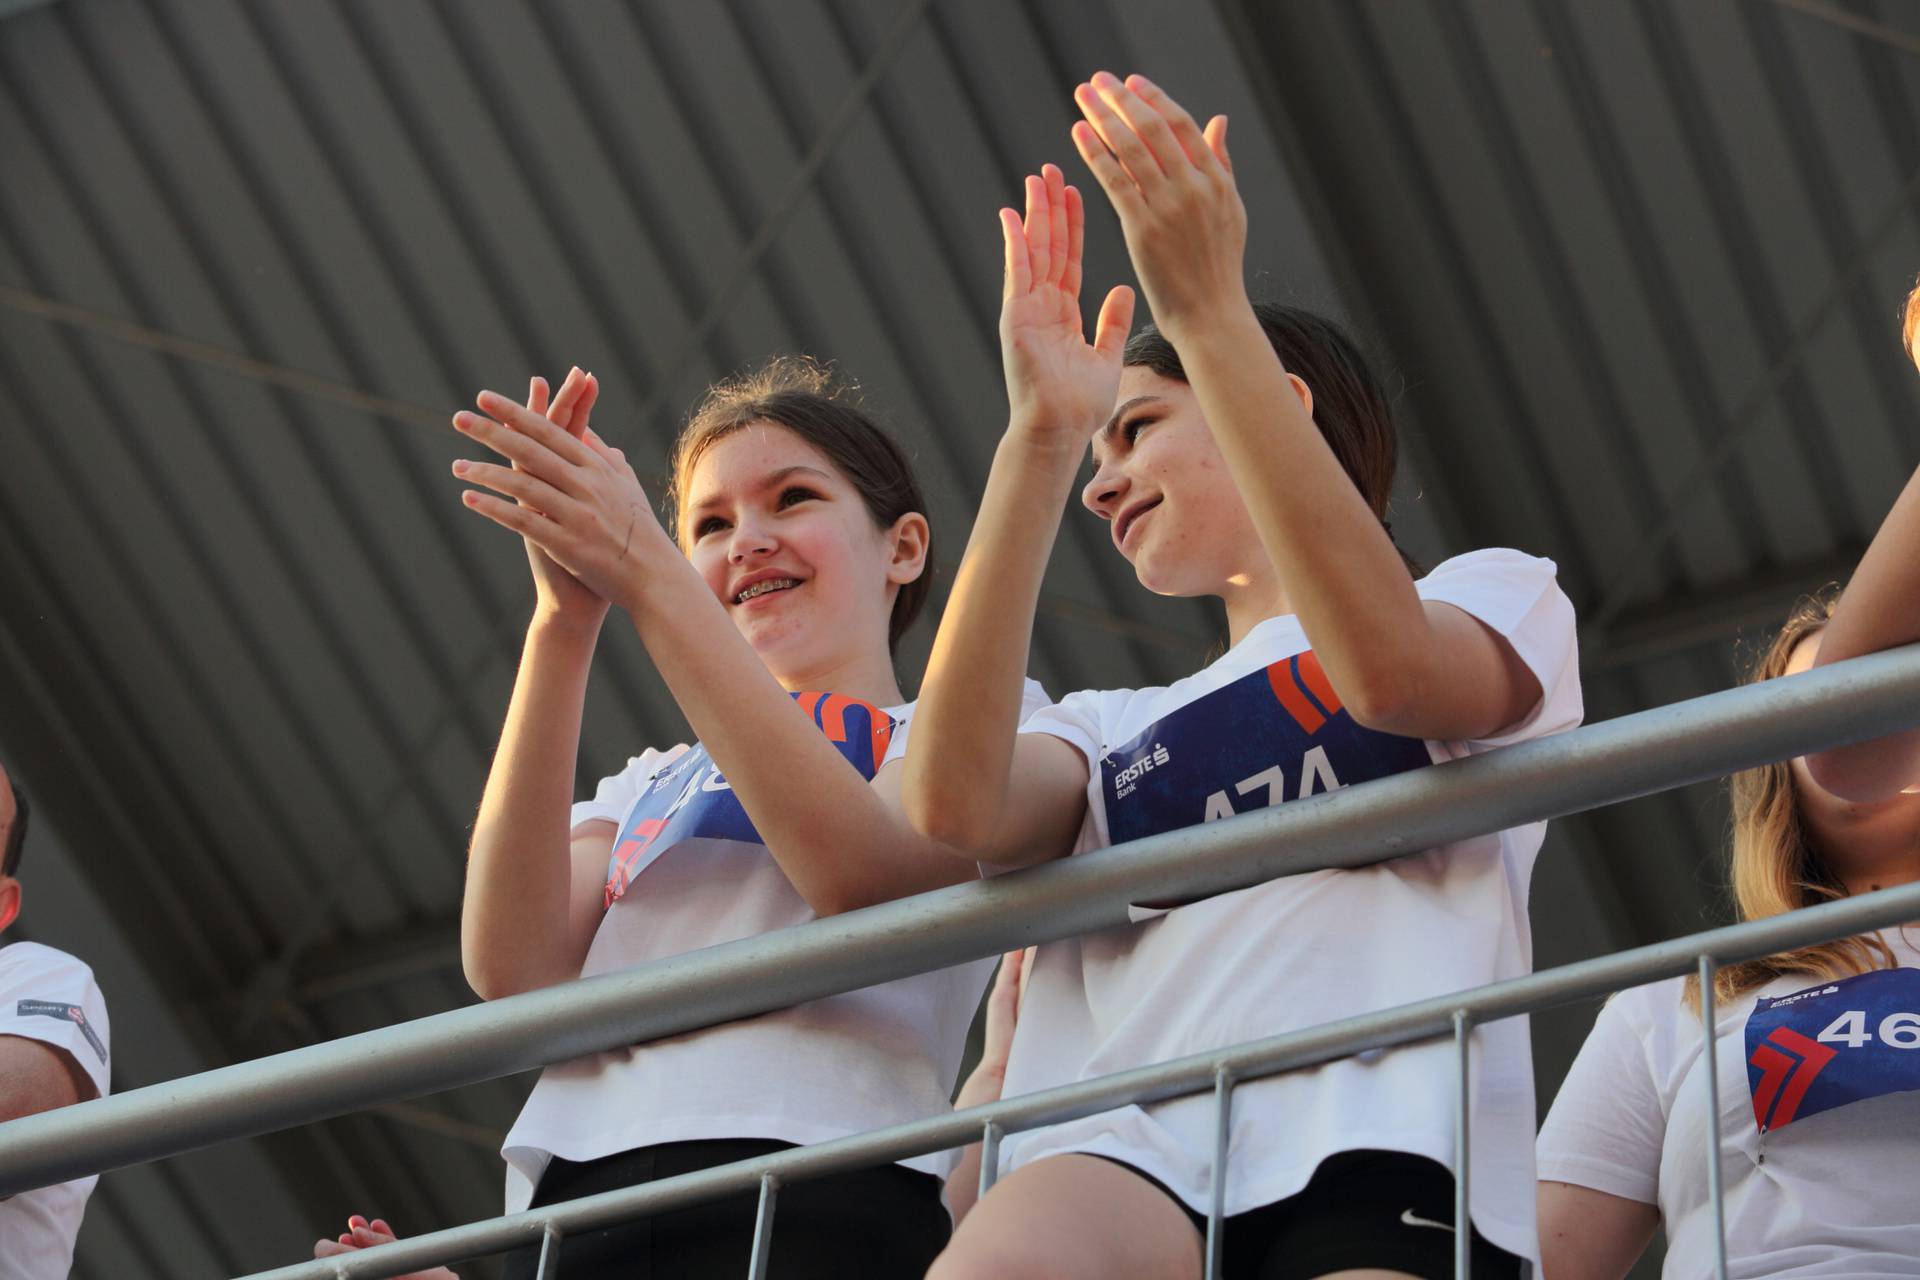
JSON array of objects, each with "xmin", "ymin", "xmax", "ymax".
[{"xmin": 735, "ymin": 578, "xmax": 799, "ymax": 604}]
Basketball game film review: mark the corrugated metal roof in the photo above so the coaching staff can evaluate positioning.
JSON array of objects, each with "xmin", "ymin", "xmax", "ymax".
[{"xmin": 2, "ymin": 0, "xmax": 1917, "ymax": 1274}]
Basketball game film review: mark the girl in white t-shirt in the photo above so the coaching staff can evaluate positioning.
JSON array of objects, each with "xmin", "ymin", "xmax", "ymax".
[
  {"xmin": 1537, "ymin": 304, "xmax": 1920, "ymax": 1278},
  {"xmin": 902, "ymin": 74, "xmax": 1580, "ymax": 1280},
  {"xmin": 318, "ymin": 360, "xmax": 1027, "ymax": 1279}
]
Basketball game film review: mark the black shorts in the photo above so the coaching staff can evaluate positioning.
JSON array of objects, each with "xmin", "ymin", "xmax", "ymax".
[
  {"xmin": 501, "ymin": 1137, "xmax": 950, "ymax": 1280},
  {"xmin": 1092, "ymin": 1148, "xmax": 1523, "ymax": 1280}
]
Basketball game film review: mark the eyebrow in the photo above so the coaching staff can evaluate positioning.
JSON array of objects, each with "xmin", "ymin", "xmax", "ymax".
[
  {"xmin": 1092, "ymin": 396, "xmax": 1164, "ymax": 461},
  {"xmin": 686, "ymin": 464, "xmax": 837, "ymax": 514}
]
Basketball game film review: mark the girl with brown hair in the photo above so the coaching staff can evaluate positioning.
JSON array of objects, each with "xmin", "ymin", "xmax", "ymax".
[
  {"xmin": 1536, "ymin": 292, "xmax": 1920, "ymax": 1276},
  {"xmin": 320, "ymin": 360, "xmax": 1043, "ymax": 1279},
  {"xmin": 903, "ymin": 73, "xmax": 1581, "ymax": 1279}
]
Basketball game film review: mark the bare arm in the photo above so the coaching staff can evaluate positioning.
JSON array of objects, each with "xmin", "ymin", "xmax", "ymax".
[
  {"xmin": 1073, "ymin": 74, "xmax": 1538, "ymax": 742},
  {"xmin": 0, "ymin": 1034, "xmax": 92, "ymax": 1122},
  {"xmin": 903, "ymin": 168, "xmax": 1122, "ymax": 864},
  {"xmin": 1537, "ymin": 1181, "xmax": 1659, "ymax": 1280},
  {"xmin": 1807, "ymin": 463, "xmax": 1920, "ymax": 801},
  {"xmin": 946, "ymin": 949, "xmax": 1031, "ymax": 1222}
]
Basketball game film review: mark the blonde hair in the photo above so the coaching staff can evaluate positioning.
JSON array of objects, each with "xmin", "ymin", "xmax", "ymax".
[
  {"xmin": 1685, "ymin": 591, "xmax": 1898, "ymax": 1008},
  {"xmin": 1904, "ymin": 273, "xmax": 1920, "ymax": 358}
]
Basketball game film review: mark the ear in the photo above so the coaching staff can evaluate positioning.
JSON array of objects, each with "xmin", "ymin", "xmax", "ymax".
[
  {"xmin": 883, "ymin": 511, "xmax": 931, "ymax": 587},
  {"xmin": 1285, "ymin": 371, "xmax": 1313, "ymax": 421},
  {"xmin": 0, "ymin": 877, "xmax": 19, "ymax": 935}
]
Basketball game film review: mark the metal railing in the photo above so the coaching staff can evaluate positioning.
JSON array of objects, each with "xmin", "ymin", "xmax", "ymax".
[{"xmin": 3, "ymin": 644, "xmax": 1919, "ymax": 1278}]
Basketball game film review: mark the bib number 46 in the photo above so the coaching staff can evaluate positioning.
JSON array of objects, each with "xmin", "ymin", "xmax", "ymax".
[{"xmin": 1818, "ymin": 1008, "xmax": 1920, "ymax": 1049}]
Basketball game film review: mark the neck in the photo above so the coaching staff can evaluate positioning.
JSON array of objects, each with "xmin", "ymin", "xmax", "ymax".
[
  {"xmin": 1220, "ymin": 562, "xmax": 1291, "ymax": 650},
  {"xmin": 771, "ymin": 645, "xmax": 906, "ymax": 708}
]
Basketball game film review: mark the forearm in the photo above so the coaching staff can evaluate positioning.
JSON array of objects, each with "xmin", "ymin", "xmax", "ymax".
[
  {"xmin": 626, "ymin": 558, "xmax": 964, "ymax": 914},
  {"xmin": 905, "ymin": 429, "xmax": 1080, "ymax": 855},
  {"xmin": 1171, "ymin": 306, "xmax": 1430, "ymax": 718},
  {"xmin": 461, "ymin": 613, "xmax": 599, "ymax": 997},
  {"xmin": 1808, "ymin": 464, "xmax": 1920, "ymax": 798}
]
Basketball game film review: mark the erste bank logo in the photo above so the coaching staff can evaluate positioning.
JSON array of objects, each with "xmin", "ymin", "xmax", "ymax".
[{"xmin": 603, "ymin": 692, "xmax": 895, "ymax": 907}]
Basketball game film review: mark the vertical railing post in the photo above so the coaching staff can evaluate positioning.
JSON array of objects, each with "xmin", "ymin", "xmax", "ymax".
[
  {"xmin": 1205, "ymin": 1066, "xmax": 1233, "ymax": 1280},
  {"xmin": 745, "ymin": 1173, "xmax": 779, "ymax": 1280},
  {"xmin": 533, "ymin": 1223, "xmax": 562, "ymax": 1279},
  {"xmin": 1452, "ymin": 1009, "xmax": 1472, "ymax": 1280},
  {"xmin": 1698, "ymin": 955, "xmax": 1730, "ymax": 1280},
  {"xmin": 978, "ymin": 1121, "xmax": 1003, "ymax": 1200}
]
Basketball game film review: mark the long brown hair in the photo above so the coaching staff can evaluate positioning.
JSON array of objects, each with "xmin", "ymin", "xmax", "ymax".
[
  {"xmin": 666, "ymin": 356, "xmax": 933, "ymax": 653},
  {"xmin": 1685, "ymin": 591, "xmax": 1898, "ymax": 1008},
  {"xmin": 1122, "ymin": 301, "xmax": 1419, "ymax": 575}
]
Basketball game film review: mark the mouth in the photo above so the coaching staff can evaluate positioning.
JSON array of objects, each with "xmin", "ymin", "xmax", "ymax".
[
  {"xmin": 1113, "ymin": 497, "xmax": 1163, "ymax": 553},
  {"xmin": 732, "ymin": 576, "xmax": 803, "ymax": 607}
]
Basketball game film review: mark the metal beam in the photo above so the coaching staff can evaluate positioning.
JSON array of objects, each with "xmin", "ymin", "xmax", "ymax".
[{"xmin": 4, "ymin": 643, "xmax": 1920, "ymax": 1195}]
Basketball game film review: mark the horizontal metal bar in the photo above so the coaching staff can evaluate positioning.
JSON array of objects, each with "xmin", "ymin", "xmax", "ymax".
[
  {"xmin": 239, "ymin": 877, "xmax": 1920, "ymax": 1279},
  {"xmin": 5, "ymin": 643, "xmax": 1920, "ymax": 1196}
]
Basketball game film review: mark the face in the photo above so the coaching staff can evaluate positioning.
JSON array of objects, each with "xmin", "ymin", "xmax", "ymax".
[
  {"xmin": 679, "ymin": 423, "xmax": 924, "ymax": 685},
  {"xmin": 0, "ymin": 764, "xmax": 17, "ymax": 935},
  {"xmin": 1082, "ymin": 367, "xmax": 1271, "ymax": 598},
  {"xmin": 1784, "ymin": 633, "xmax": 1920, "ymax": 875}
]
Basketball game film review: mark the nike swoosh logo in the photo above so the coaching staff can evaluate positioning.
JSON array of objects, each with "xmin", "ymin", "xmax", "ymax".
[{"xmin": 1401, "ymin": 1209, "xmax": 1455, "ymax": 1232}]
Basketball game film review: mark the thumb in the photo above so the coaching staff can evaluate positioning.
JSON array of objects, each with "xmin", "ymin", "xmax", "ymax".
[
  {"xmin": 1092, "ymin": 285, "xmax": 1137, "ymax": 360},
  {"xmin": 1204, "ymin": 115, "xmax": 1231, "ymax": 175}
]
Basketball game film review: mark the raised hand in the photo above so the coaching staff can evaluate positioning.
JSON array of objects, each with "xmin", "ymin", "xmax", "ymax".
[
  {"xmin": 999, "ymin": 162, "xmax": 1135, "ymax": 445},
  {"xmin": 1070, "ymin": 71, "xmax": 1244, "ymax": 338},
  {"xmin": 518, "ymin": 368, "xmax": 610, "ymax": 626},
  {"xmin": 453, "ymin": 387, "xmax": 673, "ymax": 614},
  {"xmin": 954, "ymin": 947, "xmax": 1034, "ymax": 1111},
  {"xmin": 311, "ymin": 1215, "xmax": 458, "ymax": 1280}
]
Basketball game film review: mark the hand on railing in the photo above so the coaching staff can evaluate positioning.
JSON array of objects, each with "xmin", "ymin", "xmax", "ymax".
[{"xmin": 311, "ymin": 1215, "xmax": 458, "ymax": 1280}]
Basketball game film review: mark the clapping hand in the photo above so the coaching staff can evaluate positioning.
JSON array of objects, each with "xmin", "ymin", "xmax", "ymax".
[{"xmin": 311, "ymin": 1215, "xmax": 458, "ymax": 1280}]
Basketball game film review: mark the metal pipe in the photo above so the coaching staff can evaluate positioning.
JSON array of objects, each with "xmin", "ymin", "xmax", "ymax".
[
  {"xmin": 236, "ymin": 879, "xmax": 1920, "ymax": 1279},
  {"xmin": 1453, "ymin": 1009, "xmax": 1471, "ymax": 1280},
  {"xmin": 533, "ymin": 1224, "xmax": 560, "ymax": 1280},
  {"xmin": 1699, "ymin": 956, "xmax": 1730, "ymax": 1280},
  {"xmin": 977, "ymin": 1122, "xmax": 1001, "ymax": 1200},
  {"xmin": 1205, "ymin": 1068, "xmax": 1232, "ymax": 1280},
  {"xmin": 6, "ymin": 645, "xmax": 1920, "ymax": 1196},
  {"xmin": 745, "ymin": 1175, "xmax": 778, "ymax": 1280}
]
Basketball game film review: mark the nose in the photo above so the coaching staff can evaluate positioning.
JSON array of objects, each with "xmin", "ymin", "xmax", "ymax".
[
  {"xmin": 1082, "ymin": 456, "xmax": 1129, "ymax": 519},
  {"xmin": 727, "ymin": 516, "xmax": 777, "ymax": 564}
]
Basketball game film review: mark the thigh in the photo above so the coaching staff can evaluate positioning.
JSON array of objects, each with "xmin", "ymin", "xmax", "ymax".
[{"xmin": 929, "ymin": 1154, "xmax": 1204, "ymax": 1280}]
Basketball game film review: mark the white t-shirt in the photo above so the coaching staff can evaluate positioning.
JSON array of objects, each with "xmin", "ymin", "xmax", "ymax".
[
  {"xmin": 1000, "ymin": 549, "xmax": 1580, "ymax": 1264},
  {"xmin": 1538, "ymin": 928, "xmax": 1920, "ymax": 1278},
  {"xmin": 0, "ymin": 941, "xmax": 112, "ymax": 1280},
  {"xmin": 503, "ymin": 685, "xmax": 1047, "ymax": 1213}
]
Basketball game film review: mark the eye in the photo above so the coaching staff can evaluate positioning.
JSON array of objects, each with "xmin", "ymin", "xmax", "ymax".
[
  {"xmin": 693, "ymin": 515, "xmax": 730, "ymax": 538},
  {"xmin": 1122, "ymin": 414, "xmax": 1158, "ymax": 444},
  {"xmin": 777, "ymin": 486, "xmax": 822, "ymax": 509}
]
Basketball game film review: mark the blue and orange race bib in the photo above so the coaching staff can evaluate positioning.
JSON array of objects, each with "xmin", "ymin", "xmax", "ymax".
[
  {"xmin": 1745, "ymin": 966, "xmax": 1920, "ymax": 1134},
  {"xmin": 603, "ymin": 692, "xmax": 896, "ymax": 907},
  {"xmin": 1100, "ymin": 649, "xmax": 1432, "ymax": 845}
]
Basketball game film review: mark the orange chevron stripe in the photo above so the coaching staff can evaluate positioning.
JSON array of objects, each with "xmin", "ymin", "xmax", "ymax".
[
  {"xmin": 1267, "ymin": 660, "xmax": 1326, "ymax": 734},
  {"xmin": 1296, "ymin": 650, "xmax": 1342, "ymax": 716}
]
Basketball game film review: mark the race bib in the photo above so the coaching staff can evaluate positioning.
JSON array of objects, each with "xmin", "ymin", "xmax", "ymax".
[
  {"xmin": 1745, "ymin": 966, "xmax": 1920, "ymax": 1134},
  {"xmin": 603, "ymin": 692, "xmax": 896, "ymax": 907},
  {"xmin": 1099, "ymin": 649, "xmax": 1432, "ymax": 846}
]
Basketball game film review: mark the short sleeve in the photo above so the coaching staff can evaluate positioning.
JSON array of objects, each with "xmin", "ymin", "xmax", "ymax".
[
  {"xmin": 1417, "ymin": 548, "xmax": 1582, "ymax": 748},
  {"xmin": 0, "ymin": 945, "xmax": 111, "ymax": 1100},
  {"xmin": 1536, "ymin": 988, "xmax": 1668, "ymax": 1205},
  {"xmin": 1016, "ymin": 686, "xmax": 1107, "ymax": 767},
  {"xmin": 571, "ymin": 745, "xmax": 689, "ymax": 833},
  {"xmin": 880, "ymin": 679, "xmax": 1054, "ymax": 771}
]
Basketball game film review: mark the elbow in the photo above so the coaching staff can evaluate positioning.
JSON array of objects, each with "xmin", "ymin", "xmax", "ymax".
[
  {"xmin": 1340, "ymin": 665, "xmax": 1426, "ymax": 735},
  {"xmin": 902, "ymin": 789, "xmax": 995, "ymax": 859},
  {"xmin": 462, "ymin": 943, "xmax": 540, "ymax": 1003}
]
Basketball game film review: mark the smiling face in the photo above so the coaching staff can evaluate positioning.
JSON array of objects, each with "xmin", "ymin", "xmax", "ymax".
[
  {"xmin": 1082, "ymin": 367, "xmax": 1271, "ymax": 599},
  {"xmin": 678, "ymin": 422, "xmax": 925, "ymax": 692}
]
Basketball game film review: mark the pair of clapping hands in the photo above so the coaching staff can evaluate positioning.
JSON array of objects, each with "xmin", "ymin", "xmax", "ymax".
[{"xmin": 450, "ymin": 74, "xmax": 1243, "ymax": 586}]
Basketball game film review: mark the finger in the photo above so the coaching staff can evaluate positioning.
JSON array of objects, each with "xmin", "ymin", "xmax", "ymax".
[
  {"xmin": 452, "ymin": 458, "xmax": 579, "ymax": 518},
  {"xmin": 1044, "ymin": 163, "xmax": 1070, "ymax": 289},
  {"xmin": 1125, "ymin": 74, "xmax": 1218, "ymax": 176},
  {"xmin": 1062, "ymin": 184, "xmax": 1085, "ymax": 300},
  {"xmin": 568, "ymin": 373, "xmax": 599, "ymax": 441},
  {"xmin": 1000, "ymin": 207, "xmax": 1031, "ymax": 300},
  {"xmin": 1092, "ymin": 72, "xmax": 1185, "ymax": 182},
  {"xmin": 461, "ymin": 489, "xmax": 566, "ymax": 544},
  {"xmin": 1071, "ymin": 119, "xmax": 1146, "ymax": 219},
  {"xmin": 315, "ymin": 1240, "xmax": 351, "ymax": 1258},
  {"xmin": 527, "ymin": 376, "xmax": 550, "ymax": 419},
  {"xmin": 453, "ymin": 410, "xmax": 590, "ymax": 497},
  {"xmin": 348, "ymin": 1216, "xmax": 369, "ymax": 1230},
  {"xmin": 371, "ymin": 1219, "xmax": 395, "ymax": 1236},
  {"xmin": 475, "ymin": 389, "xmax": 599, "ymax": 468},
  {"xmin": 1203, "ymin": 114, "xmax": 1232, "ymax": 175},
  {"xmin": 548, "ymin": 366, "xmax": 587, "ymax": 430},
  {"xmin": 1093, "ymin": 284, "xmax": 1136, "ymax": 361},
  {"xmin": 1023, "ymin": 173, "xmax": 1051, "ymax": 289},
  {"xmin": 1076, "ymin": 77, "xmax": 1161, "ymax": 191}
]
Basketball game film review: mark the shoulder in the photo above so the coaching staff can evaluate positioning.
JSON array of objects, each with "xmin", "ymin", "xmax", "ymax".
[{"xmin": 0, "ymin": 941, "xmax": 98, "ymax": 992}]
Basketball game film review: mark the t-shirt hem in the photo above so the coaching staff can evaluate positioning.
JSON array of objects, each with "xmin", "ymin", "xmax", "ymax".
[{"xmin": 1535, "ymin": 1152, "xmax": 1657, "ymax": 1205}]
